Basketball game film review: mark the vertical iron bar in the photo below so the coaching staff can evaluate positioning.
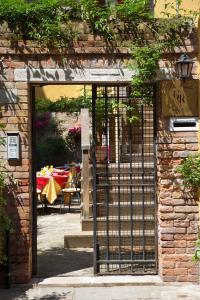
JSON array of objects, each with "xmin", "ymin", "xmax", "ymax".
[
  {"xmin": 149, "ymin": 0, "xmax": 154, "ymax": 14},
  {"xmin": 105, "ymin": 86, "xmax": 110, "ymax": 272},
  {"xmin": 128, "ymin": 89, "xmax": 134, "ymax": 272},
  {"xmin": 117, "ymin": 86, "xmax": 121, "ymax": 272},
  {"xmin": 92, "ymin": 84, "xmax": 98, "ymax": 274},
  {"xmin": 141, "ymin": 104, "xmax": 146, "ymax": 268},
  {"xmin": 153, "ymin": 84, "xmax": 158, "ymax": 273},
  {"xmin": 176, "ymin": 0, "xmax": 180, "ymax": 16},
  {"xmin": 31, "ymin": 85, "xmax": 37, "ymax": 276}
]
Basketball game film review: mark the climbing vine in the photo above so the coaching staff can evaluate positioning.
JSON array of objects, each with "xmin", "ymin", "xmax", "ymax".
[{"xmin": 0, "ymin": 0, "xmax": 195, "ymax": 105}]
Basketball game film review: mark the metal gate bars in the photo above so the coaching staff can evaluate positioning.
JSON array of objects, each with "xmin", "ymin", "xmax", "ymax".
[{"xmin": 92, "ymin": 84, "xmax": 157, "ymax": 275}]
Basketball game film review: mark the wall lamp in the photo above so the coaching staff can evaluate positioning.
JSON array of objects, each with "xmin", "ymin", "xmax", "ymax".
[{"xmin": 175, "ymin": 53, "xmax": 194, "ymax": 79}]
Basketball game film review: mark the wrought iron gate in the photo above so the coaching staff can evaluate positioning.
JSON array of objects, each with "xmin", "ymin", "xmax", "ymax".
[{"xmin": 92, "ymin": 84, "xmax": 157, "ymax": 275}]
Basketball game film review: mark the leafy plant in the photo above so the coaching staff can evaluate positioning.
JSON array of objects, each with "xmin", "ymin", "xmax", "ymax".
[
  {"xmin": 176, "ymin": 154, "xmax": 200, "ymax": 263},
  {"xmin": 36, "ymin": 136, "xmax": 69, "ymax": 169},
  {"xmin": 0, "ymin": 0, "xmax": 196, "ymax": 111},
  {"xmin": 176, "ymin": 154, "xmax": 200, "ymax": 188},
  {"xmin": 193, "ymin": 238, "xmax": 200, "ymax": 262},
  {"xmin": 35, "ymin": 96, "xmax": 92, "ymax": 113}
]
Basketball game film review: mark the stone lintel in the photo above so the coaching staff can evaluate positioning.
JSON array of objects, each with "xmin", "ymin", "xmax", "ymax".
[{"xmin": 14, "ymin": 67, "xmax": 135, "ymax": 82}]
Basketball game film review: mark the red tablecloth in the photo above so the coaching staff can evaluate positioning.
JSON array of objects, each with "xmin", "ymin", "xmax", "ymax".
[
  {"xmin": 52, "ymin": 174, "xmax": 69, "ymax": 188},
  {"xmin": 36, "ymin": 173, "xmax": 69, "ymax": 191}
]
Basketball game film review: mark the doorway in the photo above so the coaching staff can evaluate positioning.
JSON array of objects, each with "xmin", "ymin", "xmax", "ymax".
[
  {"xmin": 31, "ymin": 82, "xmax": 157, "ymax": 277},
  {"xmin": 92, "ymin": 84, "xmax": 157, "ymax": 274},
  {"xmin": 31, "ymin": 83, "xmax": 93, "ymax": 278}
]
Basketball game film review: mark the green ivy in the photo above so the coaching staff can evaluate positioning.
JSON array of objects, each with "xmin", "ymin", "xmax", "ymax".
[
  {"xmin": 35, "ymin": 95, "xmax": 92, "ymax": 113},
  {"xmin": 176, "ymin": 154, "xmax": 200, "ymax": 263},
  {"xmin": 193, "ymin": 238, "xmax": 200, "ymax": 262},
  {"xmin": 0, "ymin": 0, "xmax": 195, "ymax": 107},
  {"xmin": 176, "ymin": 154, "xmax": 200, "ymax": 189}
]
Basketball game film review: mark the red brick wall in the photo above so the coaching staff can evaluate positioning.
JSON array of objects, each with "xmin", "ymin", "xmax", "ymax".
[
  {"xmin": 0, "ymin": 29, "xmax": 199, "ymax": 283},
  {"xmin": 157, "ymin": 118, "xmax": 199, "ymax": 282}
]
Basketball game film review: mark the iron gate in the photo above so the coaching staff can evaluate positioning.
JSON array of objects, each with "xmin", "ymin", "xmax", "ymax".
[{"xmin": 92, "ymin": 84, "xmax": 157, "ymax": 275}]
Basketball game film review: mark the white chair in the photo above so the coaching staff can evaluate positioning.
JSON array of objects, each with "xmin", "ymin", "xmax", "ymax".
[{"xmin": 60, "ymin": 169, "xmax": 81, "ymax": 212}]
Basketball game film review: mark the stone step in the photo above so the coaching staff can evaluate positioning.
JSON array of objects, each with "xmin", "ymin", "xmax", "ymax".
[
  {"xmin": 91, "ymin": 203, "xmax": 155, "ymax": 217},
  {"xmin": 97, "ymin": 175, "xmax": 154, "ymax": 185},
  {"xmin": 95, "ymin": 162, "xmax": 154, "ymax": 173},
  {"xmin": 82, "ymin": 217, "xmax": 155, "ymax": 231},
  {"xmin": 94, "ymin": 190, "xmax": 155, "ymax": 203},
  {"xmin": 126, "ymin": 144, "xmax": 154, "ymax": 152},
  {"xmin": 37, "ymin": 275, "xmax": 162, "ymax": 287},
  {"xmin": 64, "ymin": 231, "xmax": 156, "ymax": 249}
]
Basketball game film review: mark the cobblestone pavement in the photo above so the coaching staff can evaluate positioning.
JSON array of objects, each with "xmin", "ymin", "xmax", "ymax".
[
  {"xmin": 1, "ymin": 284, "xmax": 200, "ymax": 300},
  {"xmin": 1, "ymin": 207, "xmax": 200, "ymax": 299},
  {"xmin": 37, "ymin": 205, "xmax": 93, "ymax": 277}
]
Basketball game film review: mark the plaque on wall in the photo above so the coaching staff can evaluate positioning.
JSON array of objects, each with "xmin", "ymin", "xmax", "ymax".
[{"xmin": 161, "ymin": 80, "xmax": 198, "ymax": 117}]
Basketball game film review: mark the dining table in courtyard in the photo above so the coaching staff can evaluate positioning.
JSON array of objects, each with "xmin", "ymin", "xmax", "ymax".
[{"xmin": 36, "ymin": 171, "xmax": 69, "ymax": 204}]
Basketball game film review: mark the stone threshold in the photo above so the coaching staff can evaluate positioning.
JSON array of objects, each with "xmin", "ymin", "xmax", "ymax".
[{"xmin": 34, "ymin": 275, "xmax": 164, "ymax": 287}]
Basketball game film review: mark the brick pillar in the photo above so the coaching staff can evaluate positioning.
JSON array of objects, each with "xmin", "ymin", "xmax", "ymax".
[
  {"xmin": 0, "ymin": 77, "xmax": 32, "ymax": 283},
  {"xmin": 157, "ymin": 125, "xmax": 199, "ymax": 282}
]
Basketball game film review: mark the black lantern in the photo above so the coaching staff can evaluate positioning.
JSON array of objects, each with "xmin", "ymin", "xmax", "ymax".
[{"xmin": 176, "ymin": 53, "xmax": 194, "ymax": 79}]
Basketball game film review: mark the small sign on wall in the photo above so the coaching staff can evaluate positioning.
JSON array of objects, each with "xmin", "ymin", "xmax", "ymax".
[
  {"xmin": 7, "ymin": 132, "xmax": 20, "ymax": 160},
  {"xmin": 161, "ymin": 80, "xmax": 198, "ymax": 117}
]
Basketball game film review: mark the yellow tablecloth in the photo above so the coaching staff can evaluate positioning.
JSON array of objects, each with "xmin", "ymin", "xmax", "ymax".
[{"xmin": 41, "ymin": 177, "xmax": 62, "ymax": 204}]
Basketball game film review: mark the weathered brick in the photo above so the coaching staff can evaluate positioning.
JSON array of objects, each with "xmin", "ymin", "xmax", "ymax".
[
  {"xmin": 175, "ymin": 248, "xmax": 186, "ymax": 254},
  {"xmin": 185, "ymin": 144, "xmax": 199, "ymax": 151},
  {"xmin": 174, "ymin": 268, "xmax": 188, "ymax": 275},
  {"xmin": 162, "ymin": 269, "xmax": 175, "ymax": 276},
  {"xmin": 161, "ymin": 234, "xmax": 174, "ymax": 241},
  {"xmin": 160, "ymin": 221, "xmax": 174, "ymax": 227},
  {"xmin": 162, "ymin": 261, "xmax": 175, "ymax": 268},
  {"xmin": 161, "ymin": 241, "xmax": 175, "ymax": 248},
  {"xmin": 187, "ymin": 241, "xmax": 195, "ymax": 248},
  {"xmin": 160, "ymin": 206, "xmax": 173, "ymax": 213},
  {"xmin": 174, "ymin": 220, "xmax": 189, "ymax": 227},
  {"xmin": 161, "ymin": 248, "xmax": 175, "ymax": 254},
  {"xmin": 176, "ymin": 261, "xmax": 194, "ymax": 268},
  {"xmin": 187, "ymin": 275, "xmax": 199, "ymax": 282},
  {"xmin": 161, "ymin": 227, "xmax": 186, "ymax": 234},
  {"xmin": 162, "ymin": 276, "xmax": 177, "ymax": 282},
  {"xmin": 186, "ymin": 234, "xmax": 198, "ymax": 241},
  {"xmin": 174, "ymin": 206, "xmax": 199, "ymax": 213},
  {"xmin": 160, "ymin": 213, "xmax": 175, "ymax": 220},
  {"xmin": 173, "ymin": 151, "xmax": 195, "ymax": 158},
  {"xmin": 174, "ymin": 240, "xmax": 187, "ymax": 248}
]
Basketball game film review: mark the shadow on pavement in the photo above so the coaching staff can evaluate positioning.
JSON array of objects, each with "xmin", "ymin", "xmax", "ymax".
[
  {"xmin": 1, "ymin": 287, "xmax": 73, "ymax": 300},
  {"xmin": 37, "ymin": 247, "xmax": 93, "ymax": 277}
]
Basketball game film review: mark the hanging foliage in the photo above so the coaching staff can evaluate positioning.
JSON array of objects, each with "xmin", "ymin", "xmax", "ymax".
[{"xmin": 0, "ymin": 0, "xmax": 195, "ymax": 105}]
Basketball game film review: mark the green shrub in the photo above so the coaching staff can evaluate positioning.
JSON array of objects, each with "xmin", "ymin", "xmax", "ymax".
[{"xmin": 176, "ymin": 154, "xmax": 200, "ymax": 188}]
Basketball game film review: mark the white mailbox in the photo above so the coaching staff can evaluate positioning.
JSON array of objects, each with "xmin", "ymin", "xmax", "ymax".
[
  {"xmin": 7, "ymin": 133, "xmax": 20, "ymax": 160},
  {"xmin": 169, "ymin": 117, "xmax": 199, "ymax": 132}
]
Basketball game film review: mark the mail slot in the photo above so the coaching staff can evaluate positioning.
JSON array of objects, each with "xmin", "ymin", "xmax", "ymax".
[
  {"xmin": 169, "ymin": 117, "xmax": 199, "ymax": 131},
  {"xmin": 7, "ymin": 132, "xmax": 20, "ymax": 160}
]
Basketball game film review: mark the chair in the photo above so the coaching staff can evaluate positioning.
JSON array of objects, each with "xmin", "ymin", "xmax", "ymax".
[
  {"xmin": 36, "ymin": 188, "xmax": 44, "ymax": 211},
  {"xmin": 60, "ymin": 167, "xmax": 81, "ymax": 212}
]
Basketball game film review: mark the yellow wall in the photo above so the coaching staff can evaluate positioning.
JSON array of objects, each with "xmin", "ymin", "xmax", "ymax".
[
  {"xmin": 35, "ymin": 85, "xmax": 91, "ymax": 101},
  {"xmin": 155, "ymin": 0, "xmax": 200, "ymax": 18}
]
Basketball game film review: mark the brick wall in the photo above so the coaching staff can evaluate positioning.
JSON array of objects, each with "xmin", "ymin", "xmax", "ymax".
[
  {"xmin": 0, "ymin": 26, "xmax": 199, "ymax": 283},
  {"xmin": 157, "ymin": 115, "xmax": 199, "ymax": 282}
]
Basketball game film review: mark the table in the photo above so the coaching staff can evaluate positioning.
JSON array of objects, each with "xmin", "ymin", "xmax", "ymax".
[{"xmin": 36, "ymin": 173, "xmax": 69, "ymax": 204}]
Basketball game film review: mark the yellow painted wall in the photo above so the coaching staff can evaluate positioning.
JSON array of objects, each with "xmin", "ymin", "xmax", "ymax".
[
  {"xmin": 155, "ymin": 0, "xmax": 200, "ymax": 18},
  {"xmin": 35, "ymin": 85, "xmax": 91, "ymax": 101}
]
